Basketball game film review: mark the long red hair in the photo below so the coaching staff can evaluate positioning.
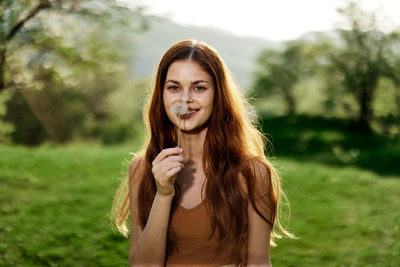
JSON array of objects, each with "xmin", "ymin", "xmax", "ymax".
[{"xmin": 111, "ymin": 40, "xmax": 293, "ymax": 258}]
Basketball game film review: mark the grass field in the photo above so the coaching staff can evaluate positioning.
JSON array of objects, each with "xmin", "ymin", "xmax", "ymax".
[{"xmin": 1, "ymin": 125, "xmax": 399, "ymax": 266}]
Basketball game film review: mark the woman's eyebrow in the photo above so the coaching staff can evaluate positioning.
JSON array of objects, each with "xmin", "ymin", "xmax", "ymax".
[
  {"xmin": 192, "ymin": 80, "xmax": 209, "ymax": 85},
  {"xmin": 165, "ymin": 79, "xmax": 209, "ymax": 85},
  {"xmin": 165, "ymin": 79, "xmax": 180, "ymax": 84}
]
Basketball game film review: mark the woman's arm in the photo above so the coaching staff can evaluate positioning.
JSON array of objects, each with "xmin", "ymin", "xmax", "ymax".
[
  {"xmin": 246, "ymin": 202, "xmax": 272, "ymax": 267},
  {"xmin": 245, "ymin": 159, "xmax": 273, "ymax": 267},
  {"xmin": 128, "ymin": 148, "xmax": 184, "ymax": 266},
  {"xmin": 129, "ymin": 192, "xmax": 174, "ymax": 266}
]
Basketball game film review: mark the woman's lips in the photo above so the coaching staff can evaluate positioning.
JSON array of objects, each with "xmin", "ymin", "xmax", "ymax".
[{"xmin": 180, "ymin": 109, "xmax": 199, "ymax": 119}]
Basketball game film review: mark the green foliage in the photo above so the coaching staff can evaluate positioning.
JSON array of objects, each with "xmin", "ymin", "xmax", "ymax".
[
  {"xmin": 0, "ymin": 91, "xmax": 14, "ymax": 143},
  {"xmin": 321, "ymin": 2, "xmax": 400, "ymax": 130},
  {"xmin": 0, "ymin": 0, "xmax": 148, "ymax": 145},
  {"xmin": 4, "ymin": 89, "xmax": 49, "ymax": 144},
  {"xmin": 259, "ymin": 113, "xmax": 400, "ymax": 176},
  {"xmin": 252, "ymin": 2, "xmax": 400, "ymax": 134},
  {"xmin": 252, "ymin": 41, "xmax": 313, "ymax": 115},
  {"xmin": 92, "ymin": 79, "xmax": 149, "ymax": 145}
]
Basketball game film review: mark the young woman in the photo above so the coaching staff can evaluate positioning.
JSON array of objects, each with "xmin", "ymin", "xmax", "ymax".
[{"xmin": 111, "ymin": 40, "xmax": 294, "ymax": 267}]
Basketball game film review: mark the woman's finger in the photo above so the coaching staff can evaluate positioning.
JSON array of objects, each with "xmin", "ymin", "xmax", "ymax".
[
  {"xmin": 155, "ymin": 156, "xmax": 184, "ymax": 172},
  {"xmin": 152, "ymin": 147, "xmax": 183, "ymax": 166},
  {"xmin": 165, "ymin": 166, "xmax": 182, "ymax": 179},
  {"xmin": 153, "ymin": 161, "xmax": 181, "ymax": 181},
  {"xmin": 159, "ymin": 161, "xmax": 182, "ymax": 176},
  {"xmin": 163, "ymin": 155, "xmax": 184, "ymax": 164}
]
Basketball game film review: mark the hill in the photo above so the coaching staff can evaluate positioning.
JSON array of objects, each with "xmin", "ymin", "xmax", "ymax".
[{"xmin": 129, "ymin": 17, "xmax": 281, "ymax": 88}]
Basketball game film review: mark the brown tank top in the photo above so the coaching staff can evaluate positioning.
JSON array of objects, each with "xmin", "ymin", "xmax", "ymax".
[{"xmin": 166, "ymin": 199, "xmax": 243, "ymax": 267}]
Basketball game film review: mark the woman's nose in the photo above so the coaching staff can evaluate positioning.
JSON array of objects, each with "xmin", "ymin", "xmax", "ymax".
[{"xmin": 181, "ymin": 88, "xmax": 193, "ymax": 102}]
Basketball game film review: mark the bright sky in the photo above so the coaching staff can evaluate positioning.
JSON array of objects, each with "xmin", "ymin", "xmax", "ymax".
[{"xmin": 123, "ymin": 0, "xmax": 400, "ymax": 41}]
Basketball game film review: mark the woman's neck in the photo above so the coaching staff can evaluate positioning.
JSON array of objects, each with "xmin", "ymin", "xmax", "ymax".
[{"xmin": 179, "ymin": 127, "xmax": 207, "ymax": 164}]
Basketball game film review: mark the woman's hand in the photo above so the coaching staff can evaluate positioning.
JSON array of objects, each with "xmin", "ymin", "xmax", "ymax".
[{"xmin": 152, "ymin": 147, "xmax": 184, "ymax": 196}]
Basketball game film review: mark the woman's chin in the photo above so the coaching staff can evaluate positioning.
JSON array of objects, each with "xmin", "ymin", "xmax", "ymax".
[{"xmin": 180, "ymin": 122, "xmax": 209, "ymax": 134}]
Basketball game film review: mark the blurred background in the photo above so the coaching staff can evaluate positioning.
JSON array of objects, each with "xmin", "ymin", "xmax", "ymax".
[{"xmin": 1, "ymin": 0, "xmax": 399, "ymax": 266}]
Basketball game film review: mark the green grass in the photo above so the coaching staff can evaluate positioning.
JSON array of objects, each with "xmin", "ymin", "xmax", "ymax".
[
  {"xmin": 271, "ymin": 159, "xmax": 400, "ymax": 266},
  {"xmin": 0, "ymin": 143, "xmax": 136, "ymax": 266},
  {"xmin": 1, "ymin": 135, "xmax": 399, "ymax": 266}
]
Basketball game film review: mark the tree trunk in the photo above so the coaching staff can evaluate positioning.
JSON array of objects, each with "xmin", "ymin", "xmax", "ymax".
[
  {"xmin": 282, "ymin": 87, "xmax": 296, "ymax": 116},
  {"xmin": 0, "ymin": 0, "xmax": 51, "ymax": 92},
  {"xmin": 0, "ymin": 47, "xmax": 5, "ymax": 92},
  {"xmin": 357, "ymin": 87, "xmax": 373, "ymax": 131}
]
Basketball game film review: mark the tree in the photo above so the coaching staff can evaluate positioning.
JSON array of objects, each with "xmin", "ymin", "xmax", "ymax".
[
  {"xmin": 383, "ymin": 32, "xmax": 400, "ymax": 117},
  {"xmin": 252, "ymin": 41, "xmax": 313, "ymax": 115},
  {"xmin": 0, "ymin": 0, "xmax": 146, "ymax": 92},
  {"xmin": 327, "ymin": 1, "xmax": 399, "ymax": 130},
  {"xmin": 0, "ymin": 0, "xmax": 147, "ymax": 143}
]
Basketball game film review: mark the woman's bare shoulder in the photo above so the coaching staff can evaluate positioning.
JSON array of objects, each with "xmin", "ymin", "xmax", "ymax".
[
  {"xmin": 129, "ymin": 152, "xmax": 146, "ymax": 182},
  {"xmin": 243, "ymin": 157, "xmax": 271, "ymax": 178}
]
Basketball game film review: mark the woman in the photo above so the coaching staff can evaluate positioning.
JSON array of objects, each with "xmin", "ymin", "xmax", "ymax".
[{"xmin": 111, "ymin": 40, "xmax": 294, "ymax": 266}]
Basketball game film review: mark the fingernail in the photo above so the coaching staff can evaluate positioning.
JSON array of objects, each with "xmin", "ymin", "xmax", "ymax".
[{"xmin": 179, "ymin": 148, "xmax": 183, "ymax": 152}]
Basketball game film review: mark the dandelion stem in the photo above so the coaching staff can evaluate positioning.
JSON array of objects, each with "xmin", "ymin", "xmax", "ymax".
[{"xmin": 178, "ymin": 113, "xmax": 181, "ymax": 148}]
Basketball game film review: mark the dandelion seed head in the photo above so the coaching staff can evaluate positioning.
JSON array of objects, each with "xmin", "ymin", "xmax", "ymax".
[{"xmin": 171, "ymin": 102, "xmax": 189, "ymax": 115}]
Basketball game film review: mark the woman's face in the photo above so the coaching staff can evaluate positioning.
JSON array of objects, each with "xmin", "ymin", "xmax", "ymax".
[{"xmin": 163, "ymin": 59, "xmax": 215, "ymax": 133}]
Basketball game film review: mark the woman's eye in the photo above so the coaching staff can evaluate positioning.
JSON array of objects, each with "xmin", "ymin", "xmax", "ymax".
[
  {"xmin": 168, "ymin": 86, "xmax": 180, "ymax": 91},
  {"xmin": 194, "ymin": 86, "xmax": 206, "ymax": 91}
]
